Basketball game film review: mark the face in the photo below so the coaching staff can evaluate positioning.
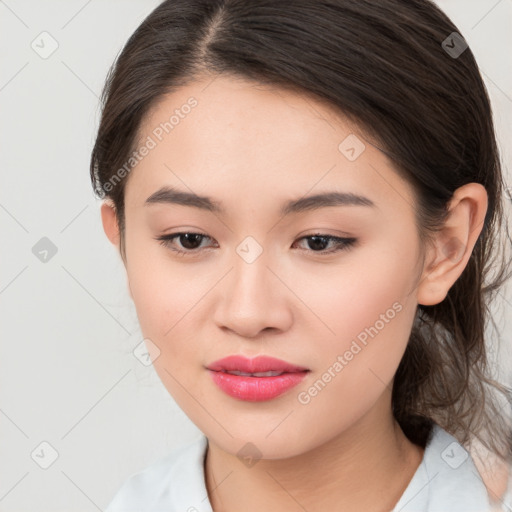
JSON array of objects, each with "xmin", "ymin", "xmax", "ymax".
[{"xmin": 106, "ymin": 74, "xmax": 428, "ymax": 459}]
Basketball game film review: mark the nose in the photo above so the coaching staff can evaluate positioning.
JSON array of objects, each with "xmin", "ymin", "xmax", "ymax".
[{"xmin": 212, "ymin": 252, "xmax": 294, "ymax": 339}]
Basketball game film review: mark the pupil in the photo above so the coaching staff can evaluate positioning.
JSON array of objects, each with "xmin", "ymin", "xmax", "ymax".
[
  {"xmin": 181, "ymin": 233, "xmax": 201, "ymax": 249},
  {"xmin": 308, "ymin": 236, "xmax": 327, "ymax": 251}
]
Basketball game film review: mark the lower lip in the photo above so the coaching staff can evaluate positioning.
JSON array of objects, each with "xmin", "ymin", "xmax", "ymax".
[{"xmin": 208, "ymin": 370, "xmax": 309, "ymax": 401}]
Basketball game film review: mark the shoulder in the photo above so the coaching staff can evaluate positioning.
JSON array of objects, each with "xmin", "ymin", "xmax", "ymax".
[
  {"xmin": 105, "ymin": 435, "xmax": 211, "ymax": 512},
  {"xmin": 393, "ymin": 424, "xmax": 492, "ymax": 512}
]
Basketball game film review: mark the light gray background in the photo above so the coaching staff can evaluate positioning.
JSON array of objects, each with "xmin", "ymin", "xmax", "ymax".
[{"xmin": 1, "ymin": 1, "xmax": 511, "ymax": 510}]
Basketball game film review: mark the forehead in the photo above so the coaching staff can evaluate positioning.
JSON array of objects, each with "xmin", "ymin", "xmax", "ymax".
[{"xmin": 124, "ymin": 74, "xmax": 416, "ymax": 220}]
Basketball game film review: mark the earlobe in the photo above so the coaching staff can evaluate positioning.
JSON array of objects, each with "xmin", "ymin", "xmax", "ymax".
[
  {"xmin": 416, "ymin": 183, "xmax": 488, "ymax": 306},
  {"xmin": 100, "ymin": 200, "xmax": 121, "ymax": 249}
]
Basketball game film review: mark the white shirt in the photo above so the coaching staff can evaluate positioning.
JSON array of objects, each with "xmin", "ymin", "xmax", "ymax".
[{"xmin": 105, "ymin": 424, "xmax": 492, "ymax": 512}]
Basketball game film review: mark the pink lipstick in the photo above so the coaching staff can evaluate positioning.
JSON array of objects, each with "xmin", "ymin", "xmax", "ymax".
[{"xmin": 206, "ymin": 355, "xmax": 310, "ymax": 401}]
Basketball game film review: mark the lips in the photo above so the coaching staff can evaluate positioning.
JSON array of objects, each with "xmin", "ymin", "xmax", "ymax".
[
  {"xmin": 206, "ymin": 355, "xmax": 310, "ymax": 402},
  {"xmin": 206, "ymin": 355, "xmax": 309, "ymax": 375}
]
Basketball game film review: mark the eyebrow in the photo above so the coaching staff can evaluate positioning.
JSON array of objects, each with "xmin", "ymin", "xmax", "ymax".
[{"xmin": 144, "ymin": 186, "xmax": 376, "ymax": 216}]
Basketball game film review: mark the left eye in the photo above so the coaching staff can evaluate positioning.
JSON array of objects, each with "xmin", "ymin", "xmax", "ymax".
[{"xmin": 155, "ymin": 232, "xmax": 357, "ymax": 256}]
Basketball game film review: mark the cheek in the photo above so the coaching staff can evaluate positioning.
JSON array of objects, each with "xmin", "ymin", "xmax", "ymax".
[
  {"xmin": 127, "ymin": 259, "xmax": 208, "ymax": 405},
  {"xmin": 125, "ymin": 241, "xmax": 206, "ymax": 350},
  {"xmin": 289, "ymin": 260, "xmax": 417, "ymax": 437},
  {"xmin": 297, "ymin": 241, "xmax": 419, "ymax": 382},
  {"xmin": 299, "ymin": 246, "xmax": 415, "ymax": 330}
]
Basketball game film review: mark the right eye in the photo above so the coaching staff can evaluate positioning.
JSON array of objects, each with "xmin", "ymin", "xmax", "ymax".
[{"xmin": 155, "ymin": 232, "xmax": 216, "ymax": 256}]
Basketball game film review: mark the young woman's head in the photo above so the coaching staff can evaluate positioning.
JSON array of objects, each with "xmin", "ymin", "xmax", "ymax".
[{"xmin": 91, "ymin": 0, "xmax": 512, "ymax": 461}]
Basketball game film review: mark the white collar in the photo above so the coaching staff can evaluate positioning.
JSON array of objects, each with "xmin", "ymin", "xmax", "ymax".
[
  {"xmin": 106, "ymin": 424, "xmax": 491, "ymax": 511},
  {"xmin": 392, "ymin": 424, "xmax": 490, "ymax": 511}
]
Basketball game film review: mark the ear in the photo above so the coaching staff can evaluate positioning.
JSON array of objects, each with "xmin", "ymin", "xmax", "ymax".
[
  {"xmin": 100, "ymin": 199, "xmax": 121, "ymax": 249},
  {"xmin": 100, "ymin": 200, "xmax": 132, "ymax": 299},
  {"xmin": 416, "ymin": 183, "xmax": 488, "ymax": 306}
]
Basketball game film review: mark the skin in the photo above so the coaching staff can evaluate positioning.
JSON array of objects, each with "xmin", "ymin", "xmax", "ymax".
[
  {"xmin": 101, "ymin": 73, "xmax": 489, "ymax": 511},
  {"xmin": 472, "ymin": 443, "xmax": 511, "ymax": 506}
]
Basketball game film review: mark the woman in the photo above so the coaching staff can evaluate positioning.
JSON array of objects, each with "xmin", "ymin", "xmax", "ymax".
[{"xmin": 90, "ymin": 1, "xmax": 512, "ymax": 510}]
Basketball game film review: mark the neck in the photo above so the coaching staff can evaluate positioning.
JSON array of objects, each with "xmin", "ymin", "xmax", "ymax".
[{"xmin": 204, "ymin": 393, "xmax": 425, "ymax": 512}]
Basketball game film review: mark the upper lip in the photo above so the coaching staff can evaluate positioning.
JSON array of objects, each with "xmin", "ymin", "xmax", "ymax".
[{"xmin": 207, "ymin": 355, "xmax": 309, "ymax": 373}]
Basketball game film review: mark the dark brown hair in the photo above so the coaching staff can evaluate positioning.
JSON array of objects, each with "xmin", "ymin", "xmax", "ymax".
[{"xmin": 90, "ymin": 0, "xmax": 512, "ymax": 459}]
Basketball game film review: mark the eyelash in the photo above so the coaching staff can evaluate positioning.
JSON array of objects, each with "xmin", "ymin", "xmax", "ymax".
[{"xmin": 155, "ymin": 231, "xmax": 357, "ymax": 257}]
